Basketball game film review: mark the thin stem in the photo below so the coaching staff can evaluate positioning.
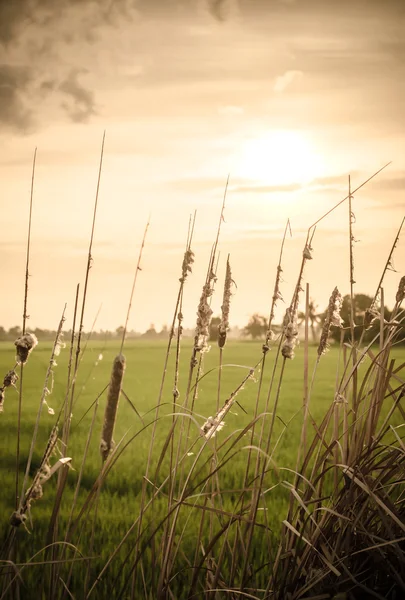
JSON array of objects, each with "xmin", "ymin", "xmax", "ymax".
[
  {"xmin": 372, "ymin": 216, "xmax": 405, "ymax": 308},
  {"xmin": 120, "ymin": 218, "xmax": 150, "ymax": 354},
  {"xmin": 210, "ymin": 174, "xmax": 229, "ymax": 281},
  {"xmin": 348, "ymin": 175, "xmax": 358, "ymax": 419},
  {"xmin": 22, "ymin": 147, "xmax": 36, "ymax": 336},
  {"xmin": 303, "ymin": 282, "xmax": 310, "ymax": 456},
  {"xmin": 308, "ymin": 162, "xmax": 391, "ymax": 232},
  {"xmin": 132, "ymin": 213, "xmax": 196, "ymax": 594},
  {"xmin": 16, "ymin": 147, "xmax": 36, "ymax": 509},
  {"xmin": 61, "ymin": 284, "xmax": 80, "ymax": 452},
  {"xmin": 73, "ymin": 131, "xmax": 105, "ymax": 395}
]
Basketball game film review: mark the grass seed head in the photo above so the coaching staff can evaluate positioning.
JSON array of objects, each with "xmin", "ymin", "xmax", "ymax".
[
  {"xmin": 396, "ymin": 275, "xmax": 405, "ymax": 303},
  {"xmin": 264, "ymin": 264, "xmax": 284, "ymax": 353},
  {"xmin": 54, "ymin": 331, "xmax": 66, "ymax": 356},
  {"xmin": 13, "ymin": 426, "xmax": 60, "ymax": 525},
  {"xmin": 194, "ymin": 271, "xmax": 216, "ymax": 353},
  {"xmin": 317, "ymin": 287, "xmax": 343, "ymax": 357},
  {"xmin": 3, "ymin": 369, "xmax": 18, "ymax": 388},
  {"xmin": 262, "ymin": 332, "xmax": 275, "ymax": 354},
  {"xmin": 180, "ymin": 248, "xmax": 195, "ymax": 283},
  {"xmin": 218, "ymin": 257, "xmax": 233, "ymax": 349},
  {"xmin": 364, "ymin": 306, "xmax": 379, "ymax": 330},
  {"xmin": 201, "ymin": 415, "xmax": 225, "ymax": 440},
  {"xmin": 263, "ymin": 267, "xmax": 282, "ymax": 351},
  {"xmin": 100, "ymin": 354, "xmax": 126, "ymax": 462},
  {"xmin": 14, "ymin": 332, "xmax": 38, "ymax": 364},
  {"xmin": 282, "ymin": 307, "xmax": 299, "ymax": 360},
  {"xmin": 0, "ymin": 370, "xmax": 19, "ymax": 412},
  {"xmin": 10, "ymin": 511, "xmax": 27, "ymax": 527},
  {"xmin": 303, "ymin": 244, "xmax": 313, "ymax": 260}
]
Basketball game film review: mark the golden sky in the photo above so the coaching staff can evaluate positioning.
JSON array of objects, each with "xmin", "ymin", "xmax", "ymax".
[{"xmin": 1, "ymin": 0, "xmax": 404, "ymax": 333}]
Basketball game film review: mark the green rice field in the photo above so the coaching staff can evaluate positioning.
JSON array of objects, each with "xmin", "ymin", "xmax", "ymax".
[{"xmin": 1, "ymin": 337, "xmax": 404, "ymax": 598}]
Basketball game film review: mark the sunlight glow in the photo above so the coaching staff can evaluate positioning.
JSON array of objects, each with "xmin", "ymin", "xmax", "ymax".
[{"xmin": 234, "ymin": 130, "xmax": 323, "ymax": 186}]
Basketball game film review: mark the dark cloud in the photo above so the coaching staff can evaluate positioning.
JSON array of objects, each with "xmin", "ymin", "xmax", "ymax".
[
  {"xmin": 0, "ymin": 0, "xmax": 134, "ymax": 46},
  {"xmin": 1, "ymin": 0, "xmax": 404, "ymax": 131},
  {"xmin": 207, "ymin": 0, "xmax": 230, "ymax": 21},
  {"xmin": 0, "ymin": 64, "xmax": 33, "ymax": 131},
  {"xmin": 0, "ymin": 0, "xmax": 134, "ymax": 130}
]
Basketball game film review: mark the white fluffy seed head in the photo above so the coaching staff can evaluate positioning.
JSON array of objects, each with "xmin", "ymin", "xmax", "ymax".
[{"xmin": 14, "ymin": 332, "xmax": 38, "ymax": 365}]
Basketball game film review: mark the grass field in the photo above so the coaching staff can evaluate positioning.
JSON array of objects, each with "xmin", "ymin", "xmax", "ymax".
[
  {"xmin": 1, "ymin": 336, "xmax": 404, "ymax": 597},
  {"xmin": 1, "ymin": 338, "xmax": 335, "ymax": 518}
]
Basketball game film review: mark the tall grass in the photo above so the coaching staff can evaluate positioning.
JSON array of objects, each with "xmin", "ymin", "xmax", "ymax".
[{"xmin": 1, "ymin": 154, "xmax": 404, "ymax": 600}]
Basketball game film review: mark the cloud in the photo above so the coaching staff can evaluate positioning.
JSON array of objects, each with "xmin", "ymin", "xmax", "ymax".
[
  {"xmin": 233, "ymin": 183, "xmax": 302, "ymax": 194},
  {"xmin": 273, "ymin": 70, "xmax": 303, "ymax": 93},
  {"xmin": 309, "ymin": 172, "xmax": 361, "ymax": 189},
  {"xmin": 59, "ymin": 69, "xmax": 96, "ymax": 123},
  {"xmin": 1, "ymin": 0, "xmax": 404, "ymax": 133},
  {"xmin": 367, "ymin": 175, "xmax": 405, "ymax": 192},
  {"xmin": 207, "ymin": 0, "xmax": 229, "ymax": 20},
  {"xmin": 168, "ymin": 176, "xmax": 234, "ymax": 193},
  {"xmin": 0, "ymin": 0, "xmax": 136, "ymax": 130},
  {"xmin": 0, "ymin": 64, "xmax": 33, "ymax": 131}
]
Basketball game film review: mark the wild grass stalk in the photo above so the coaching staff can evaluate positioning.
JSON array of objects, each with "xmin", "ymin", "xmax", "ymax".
[
  {"xmin": 217, "ymin": 254, "xmax": 232, "ymax": 409},
  {"xmin": 100, "ymin": 354, "xmax": 126, "ymax": 462},
  {"xmin": 119, "ymin": 219, "xmax": 150, "ymax": 355},
  {"xmin": 69, "ymin": 132, "xmax": 105, "ymax": 418},
  {"xmin": 46, "ymin": 284, "xmax": 81, "ymax": 590},
  {"xmin": 156, "ymin": 366, "xmax": 255, "ymax": 597},
  {"xmin": 13, "ymin": 308, "xmax": 66, "ymax": 527},
  {"xmin": 204, "ymin": 254, "xmax": 233, "ymax": 592},
  {"xmin": 61, "ymin": 284, "xmax": 80, "ymax": 456},
  {"xmin": 303, "ymin": 283, "xmax": 310, "ymax": 454},
  {"xmin": 131, "ymin": 216, "xmax": 196, "ymax": 595},
  {"xmin": 15, "ymin": 147, "xmax": 36, "ymax": 511},
  {"xmin": 182, "ymin": 177, "xmax": 228, "ymax": 417},
  {"xmin": 151, "ymin": 183, "xmax": 228, "ymax": 588},
  {"xmin": 272, "ymin": 279, "xmax": 405, "ymax": 598},
  {"xmin": 84, "ymin": 218, "xmax": 148, "ymax": 596},
  {"xmin": 237, "ymin": 219, "xmax": 291, "ymax": 588},
  {"xmin": 348, "ymin": 175, "xmax": 359, "ymax": 429},
  {"xmin": 260, "ymin": 166, "xmax": 394, "ymax": 596}
]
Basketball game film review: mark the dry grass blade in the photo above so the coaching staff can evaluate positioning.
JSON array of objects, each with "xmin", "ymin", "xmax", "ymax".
[{"xmin": 282, "ymin": 520, "xmax": 341, "ymax": 577}]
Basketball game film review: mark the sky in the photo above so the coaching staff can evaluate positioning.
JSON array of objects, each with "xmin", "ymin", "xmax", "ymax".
[{"xmin": 1, "ymin": 0, "xmax": 404, "ymax": 334}]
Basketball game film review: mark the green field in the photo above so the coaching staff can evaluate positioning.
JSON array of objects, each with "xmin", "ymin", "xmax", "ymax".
[{"xmin": 1, "ymin": 338, "xmax": 404, "ymax": 597}]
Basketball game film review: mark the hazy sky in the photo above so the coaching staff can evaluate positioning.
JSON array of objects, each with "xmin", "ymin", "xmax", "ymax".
[{"xmin": 1, "ymin": 0, "xmax": 404, "ymax": 333}]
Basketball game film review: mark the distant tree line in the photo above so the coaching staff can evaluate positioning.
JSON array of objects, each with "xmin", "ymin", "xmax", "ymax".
[
  {"xmin": 0, "ymin": 324, "xmax": 172, "ymax": 342},
  {"xmin": 1, "ymin": 293, "xmax": 400, "ymax": 345},
  {"xmin": 210, "ymin": 293, "xmax": 401, "ymax": 345}
]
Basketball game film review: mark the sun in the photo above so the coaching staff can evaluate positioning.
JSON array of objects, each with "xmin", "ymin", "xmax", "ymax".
[{"xmin": 234, "ymin": 129, "xmax": 322, "ymax": 187}]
